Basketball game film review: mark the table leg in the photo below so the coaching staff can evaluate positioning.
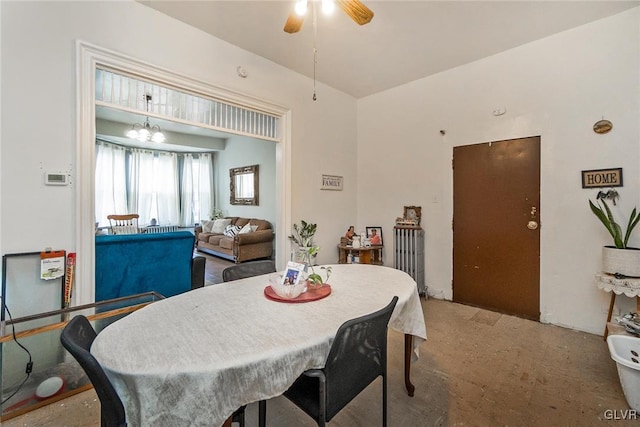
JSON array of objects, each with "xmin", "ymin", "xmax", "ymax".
[
  {"xmin": 404, "ymin": 334, "xmax": 415, "ymax": 397},
  {"xmin": 259, "ymin": 399, "xmax": 266, "ymax": 427},
  {"xmin": 604, "ymin": 293, "xmax": 616, "ymax": 341}
]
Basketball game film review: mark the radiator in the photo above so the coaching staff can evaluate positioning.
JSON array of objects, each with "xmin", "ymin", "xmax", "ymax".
[
  {"xmin": 394, "ymin": 226, "xmax": 426, "ymax": 296},
  {"xmin": 145, "ymin": 225, "xmax": 180, "ymax": 234}
]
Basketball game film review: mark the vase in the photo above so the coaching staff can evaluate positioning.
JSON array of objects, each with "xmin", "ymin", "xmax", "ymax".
[{"xmin": 602, "ymin": 246, "xmax": 640, "ymax": 277}]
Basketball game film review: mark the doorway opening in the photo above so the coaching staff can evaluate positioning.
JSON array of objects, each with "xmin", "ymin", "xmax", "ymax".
[{"xmin": 76, "ymin": 42, "xmax": 291, "ymax": 305}]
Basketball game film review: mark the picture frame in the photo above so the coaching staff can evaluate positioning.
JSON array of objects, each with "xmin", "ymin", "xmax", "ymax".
[
  {"xmin": 366, "ymin": 226, "xmax": 383, "ymax": 246},
  {"xmin": 403, "ymin": 206, "xmax": 422, "ymax": 226},
  {"xmin": 321, "ymin": 174, "xmax": 343, "ymax": 191},
  {"xmin": 282, "ymin": 264, "xmax": 303, "ymax": 286}
]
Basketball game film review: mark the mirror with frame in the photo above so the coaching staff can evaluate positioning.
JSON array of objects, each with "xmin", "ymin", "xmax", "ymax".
[{"xmin": 230, "ymin": 164, "xmax": 259, "ymax": 205}]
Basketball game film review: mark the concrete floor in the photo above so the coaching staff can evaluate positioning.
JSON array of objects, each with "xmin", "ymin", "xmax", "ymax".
[{"xmin": 2, "ymin": 294, "xmax": 631, "ymax": 427}]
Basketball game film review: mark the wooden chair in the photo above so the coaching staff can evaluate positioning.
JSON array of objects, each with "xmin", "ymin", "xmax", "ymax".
[{"xmin": 107, "ymin": 214, "xmax": 139, "ymax": 235}]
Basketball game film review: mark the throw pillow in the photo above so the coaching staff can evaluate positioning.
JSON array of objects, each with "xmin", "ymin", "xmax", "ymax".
[
  {"xmin": 211, "ymin": 218, "xmax": 232, "ymax": 234},
  {"xmin": 201, "ymin": 220, "xmax": 214, "ymax": 233},
  {"xmin": 223, "ymin": 224, "xmax": 242, "ymax": 237},
  {"xmin": 250, "ymin": 225, "xmax": 259, "ymax": 232},
  {"xmin": 239, "ymin": 222, "xmax": 253, "ymax": 234}
]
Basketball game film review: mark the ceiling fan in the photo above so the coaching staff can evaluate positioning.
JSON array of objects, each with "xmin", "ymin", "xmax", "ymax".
[{"xmin": 284, "ymin": 0, "xmax": 374, "ymax": 34}]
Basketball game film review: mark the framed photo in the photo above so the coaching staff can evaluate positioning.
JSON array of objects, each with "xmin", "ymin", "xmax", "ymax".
[
  {"xmin": 282, "ymin": 263, "xmax": 304, "ymax": 286},
  {"xmin": 366, "ymin": 226, "xmax": 383, "ymax": 246},
  {"xmin": 403, "ymin": 206, "xmax": 422, "ymax": 226}
]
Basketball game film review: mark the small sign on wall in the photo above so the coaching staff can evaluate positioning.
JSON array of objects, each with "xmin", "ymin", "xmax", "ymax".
[
  {"xmin": 581, "ymin": 168, "xmax": 623, "ymax": 188},
  {"xmin": 321, "ymin": 174, "xmax": 343, "ymax": 191}
]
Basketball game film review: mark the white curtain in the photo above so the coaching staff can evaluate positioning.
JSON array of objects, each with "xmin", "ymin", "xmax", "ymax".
[
  {"xmin": 96, "ymin": 143, "xmax": 203, "ymax": 228},
  {"xmin": 128, "ymin": 148, "xmax": 154, "ymax": 224},
  {"xmin": 129, "ymin": 149, "xmax": 180, "ymax": 226},
  {"xmin": 95, "ymin": 142, "xmax": 127, "ymax": 227},
  {"xmin": 154, "ymin": 152, "xmax": 180, "ymax": 226},
  {"xmin": 180, "ymin": 153, "xmax": 213, "ymax": 226}
]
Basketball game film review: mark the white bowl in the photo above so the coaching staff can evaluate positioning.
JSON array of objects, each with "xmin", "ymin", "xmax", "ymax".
[{"xmin": 268, "ymin": 272, "xmax": 307, "ymax": 299}]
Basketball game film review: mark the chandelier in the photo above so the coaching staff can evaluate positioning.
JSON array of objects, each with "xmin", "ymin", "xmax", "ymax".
[{"xmin": 126, "ymin": 95, "xmax": 166, "ymax": 143}]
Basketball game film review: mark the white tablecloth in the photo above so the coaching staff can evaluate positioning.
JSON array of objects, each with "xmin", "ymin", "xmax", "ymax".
[{"xmin": 91, "ymin": 264, "xmax": 427, "ymax": 426}]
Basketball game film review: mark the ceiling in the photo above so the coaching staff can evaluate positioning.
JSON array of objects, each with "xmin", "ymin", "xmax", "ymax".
[{"xmin": 139, "ymin": 0, "xmax": 639, "ymax": 99}]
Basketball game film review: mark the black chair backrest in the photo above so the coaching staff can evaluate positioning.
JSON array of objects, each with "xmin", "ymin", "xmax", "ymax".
[
  {"xmin": 60, "ymin": 315, "xmax": 126, "ymax": 427},
  {"xmin": 323, "ymin": 296, "xmax": 398, "ymax": 421},
  {"xmin": 222, "ymin": 260, "xmax": 276, "ymax": 282}
]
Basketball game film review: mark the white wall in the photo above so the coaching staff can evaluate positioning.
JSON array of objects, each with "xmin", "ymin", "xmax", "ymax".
[
  {"xmin": 357, "ymin": 7, "xmax": 640, "ymax": 335},
  {"xmin": 215, "ymin": 136, "xmax": 277, "ymax": 229},
  {"xmin": 0, "ymin": 0, "xmax": 357, "ymax": 307}
]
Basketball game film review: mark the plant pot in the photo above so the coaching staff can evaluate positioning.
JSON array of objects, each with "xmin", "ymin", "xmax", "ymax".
[{"xmin": 602, "ymin": 246, "xmax": 640, "ymax": 277}]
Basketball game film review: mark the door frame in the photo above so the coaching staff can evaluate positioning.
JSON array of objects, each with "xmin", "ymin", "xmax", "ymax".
[{"xmin": 76, "ymin": 41, "xmax": 292, "ymax": 305}]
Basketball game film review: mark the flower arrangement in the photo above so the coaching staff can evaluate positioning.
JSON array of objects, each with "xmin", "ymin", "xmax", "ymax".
[{"xmin": 211, "ymin": 208, "xmax": 224, "ymax": 220}]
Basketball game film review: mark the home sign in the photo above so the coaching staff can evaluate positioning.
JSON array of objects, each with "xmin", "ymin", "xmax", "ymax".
[{"xmin": 581, "ymin": 168, "xmax": 623, "ymax": 188}]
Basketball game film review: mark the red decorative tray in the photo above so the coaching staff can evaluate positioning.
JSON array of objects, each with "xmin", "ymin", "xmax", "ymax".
[{"xmin": 264, "ymin": 285, "xmax": 332, "ymax": 303}]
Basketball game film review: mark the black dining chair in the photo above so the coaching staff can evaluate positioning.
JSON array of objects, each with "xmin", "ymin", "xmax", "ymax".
[
  {"xmin": 60, "ymin": 315, "xmax": 127, "ymax": 427},
  {"xmin": 61, "ymin": 315, "xmax": 246, "ymax": 427},
  {"xmin": 283, "ymin": 296, "xmax": 399, "ymax": 427},
  {"xmin": 222, "ymin": 259, "xmax": 276, "ymax": 282},
  {"xmin": 222, "ymin": 259, "xmax": 275, "ymax": 427}
]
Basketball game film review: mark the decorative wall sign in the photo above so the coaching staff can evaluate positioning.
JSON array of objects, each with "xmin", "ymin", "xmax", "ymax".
[
  {"xmin": 321, "ymin": 175, "xmax": 343, "ymax": 191},
  {"xmin": 593, "ymin": 119, "xmax": 613, "ymax": 134},
  {"xmin": 581, "ymin": 168, "xmax": 623, "ymax": 188}
]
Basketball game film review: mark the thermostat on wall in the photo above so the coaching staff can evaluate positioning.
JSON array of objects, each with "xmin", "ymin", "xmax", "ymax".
[{"xmin": 45, "ymin": 172, "xmax": 68, "ymax": 186}]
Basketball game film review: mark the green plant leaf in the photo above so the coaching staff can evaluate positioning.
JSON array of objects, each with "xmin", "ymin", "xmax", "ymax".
[{"xmin": 624, "ymin": 208, "xmax": 640, "ymax": 247}]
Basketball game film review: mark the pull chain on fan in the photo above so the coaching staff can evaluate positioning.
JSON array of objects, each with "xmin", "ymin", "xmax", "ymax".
[{"xmin": 312, "ymin": 2, "xmax": 318, "ymax": 101}]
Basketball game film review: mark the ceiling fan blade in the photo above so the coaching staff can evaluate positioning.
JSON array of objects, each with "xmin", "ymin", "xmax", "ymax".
[
  {"xmin": 284, "ymin": 12, "xmax": 304, "ymax": 34},
  {"xmin": 336, "ymin": 0, "xmax": 374, "ymax": 26}
]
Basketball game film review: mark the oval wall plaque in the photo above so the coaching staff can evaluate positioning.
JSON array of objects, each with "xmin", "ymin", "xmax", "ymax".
[{"xmin": 593, "ymin": 119, "xmax": 613, "ymax": 134}]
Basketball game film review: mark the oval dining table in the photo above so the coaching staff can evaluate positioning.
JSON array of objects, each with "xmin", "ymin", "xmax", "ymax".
[{"xmin": 91, "ymin": 264, "xmax": 428, "ymax": 427}]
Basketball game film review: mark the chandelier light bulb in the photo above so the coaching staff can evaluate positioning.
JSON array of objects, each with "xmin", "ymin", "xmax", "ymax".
[
  {"xmin": 125, "ymin": 96, "xmax": 166, "ymax": 143},
  {"xmin": 321, "ymin": 0, "xmax": 335, "ymax": 15},
  {"xmin": 295, "ymin": 0, "xmax": 307, "ymax": 16}
]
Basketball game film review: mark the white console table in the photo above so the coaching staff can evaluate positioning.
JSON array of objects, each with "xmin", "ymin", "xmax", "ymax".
[{"xmin": 595, "ymin": 272, "xmax": 640, "ymax": 339}]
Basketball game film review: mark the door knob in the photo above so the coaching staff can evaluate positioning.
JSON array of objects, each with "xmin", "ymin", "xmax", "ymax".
[{"xmin": 527, "ymin": 221, "xmax": 538, "ymax": 230}]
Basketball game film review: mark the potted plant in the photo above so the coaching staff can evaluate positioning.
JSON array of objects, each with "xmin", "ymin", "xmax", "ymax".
[
  {"xmin": 589, "ymin": 198, "xmax": 640, "ymax": 277},
  {"xmin": 289, "ymin": 220, "xmax": 318, "ymax": 264}
]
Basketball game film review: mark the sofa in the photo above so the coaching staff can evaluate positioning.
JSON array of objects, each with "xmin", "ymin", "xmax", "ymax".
[
  {"xmin": 195, "ymin": 217, "xmax": 274, "ymax": 263},
  {"xmin": 95, "ymin": 231, "xmax": 205, "ymax": 301}
]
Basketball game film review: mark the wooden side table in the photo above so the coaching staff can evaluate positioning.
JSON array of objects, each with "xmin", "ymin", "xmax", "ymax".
[
  {"xmin": 595, "ymin": 272, "xmax": 640, "ymax": 340},
  {"xmin": 337, "ymin": 244, "xmax": 383, "ymax": 265}
]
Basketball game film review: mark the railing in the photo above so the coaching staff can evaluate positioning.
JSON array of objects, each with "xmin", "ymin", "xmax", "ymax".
[{"xmin": 96, "ymin": 68, "xmax": 279, "ymax": 141}]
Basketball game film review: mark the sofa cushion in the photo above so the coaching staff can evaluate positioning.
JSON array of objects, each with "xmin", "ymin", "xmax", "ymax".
[
  {"xmin": 207, "ymin": 235, "xmax": 224, "ymax": 245},
  {"xmin": 235, "ymin": 218, "xmax": 250, "ymax": 227},
  {"xmin": 224, "ymin": 224, "xmax": 242, "ymax": 237},
  {"xmin": 201, "ymin": 220, "xmax": 214, "ymax": 233},
  {"xmin": 198, "ymin": 232, "xmax": 214, "ymax": 243},
  {"xmin": 211, "ymin": 218, "xmax": 232, "ymax": 234},
  {"xmin": 219, "ymin": 237, "xmax": 234, "ymax": 250},
  {"xmin": 250, "ymin": 219, "xmax": 271, "ymax": 231},
  {"xmin": 239, "ymin": 222, "xmax": 255, "ymax": 234}
]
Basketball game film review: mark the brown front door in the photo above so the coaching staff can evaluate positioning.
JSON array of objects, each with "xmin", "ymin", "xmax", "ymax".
[{"xmin": 453, "ymin": 136, "xmax": 540, "ymax": 320}]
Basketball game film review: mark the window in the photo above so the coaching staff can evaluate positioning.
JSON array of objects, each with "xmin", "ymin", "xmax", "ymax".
[{"xmin": 95, "ymin": 142, "xmax": 213, "ymax": 227}]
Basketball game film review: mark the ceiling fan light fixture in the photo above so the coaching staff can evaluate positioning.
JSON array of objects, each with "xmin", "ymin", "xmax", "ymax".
[
  {"xmin": 295, "ymin": 0, "xmax": 307, "ymax": 16},
  {"xmin": 322, "ymin": 0, "xmax": 335, "ymax": 15}
]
